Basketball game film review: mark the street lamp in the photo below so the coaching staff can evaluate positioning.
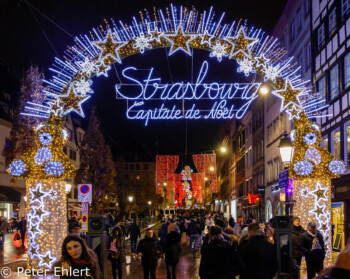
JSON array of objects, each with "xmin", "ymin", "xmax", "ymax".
[
  {"xmin": 259, "ymin": 84, "xmax": 270, "ymax": 95},
  {"xmin": 278, "ymin": 133, "xmax": 294, "ymax": 168},
  {"xmin": 65, "ymin": 183, "xmax": 72, "ymax": 220},
  {"xmin": 220, "ymin": 146, "xmax": 227, "ymax": 153},
  {"xmin": 128, "ymin": 196, "xmax": 133, "ymax": 217},
  {"xmin": 23, "ymin": 196, "xmax": 27, "ymax": 203},
  {"xmin": 148, "ymin": 201, "xmax": 152, "ymax": 206},
  {"xmin": 209, "ymin": 166, "xmax": 214, "ymax": 171},
  {"xmin": 148, "ymin": 201, "xmax": 152, "ymax": 216}
]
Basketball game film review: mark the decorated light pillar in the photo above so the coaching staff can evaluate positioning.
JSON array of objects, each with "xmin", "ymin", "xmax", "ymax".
[
  {"xmin": 8, "ymin": 115, "xmax": 75, "ymax": 269},
  {"xmin": 289, "ymin": 115, "xmax": 346, "ymax": 267}
]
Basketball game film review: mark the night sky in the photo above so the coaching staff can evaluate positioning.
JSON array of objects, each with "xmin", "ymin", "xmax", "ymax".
[{"xmin": 0, "ymin": 0, "xmax": 287, "ymax": 160}]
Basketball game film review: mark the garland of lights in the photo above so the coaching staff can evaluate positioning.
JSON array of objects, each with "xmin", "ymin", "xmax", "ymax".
[{"xmin": 7, "ymin": 5, "xmax": 347, "ymax": 269}]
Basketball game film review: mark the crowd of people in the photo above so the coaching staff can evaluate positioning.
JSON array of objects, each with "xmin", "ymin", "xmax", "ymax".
[{"xmin": 1, "ymin": 211, "xmax": 350, "ymax": 279}]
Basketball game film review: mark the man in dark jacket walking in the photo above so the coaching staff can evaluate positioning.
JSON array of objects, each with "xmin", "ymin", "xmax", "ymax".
[
  {"xmin": 127, "ymin": 219, "xmax": 141, "ymax": 254},
  {"xmin": 165, "ymin": 231, "xmax": 182, "ymax": 279},
  {"xmin": 186, "ymin": 219, "xmax": 201, "ymax": 254},
  {"xmin": 299, "ymin": 222, "xmax": 325, "ymax": 279},
  {"xmin": 291, "ymin": 217, "xmax": 305, "ymax": 267},
  {"xmin": 18, "ymin": 217, "xmax": 27, "ymax": 248},
  {"xmin": 199, "ymin": 225, "xmax": 241, "ymax": 279},
  {"xmin": 241, "ymin": 223, "xmax": 277, "ymax": 279},
  {"xmin": 137, "ymin": 228, "xmax": 162, "ymax": 279}
]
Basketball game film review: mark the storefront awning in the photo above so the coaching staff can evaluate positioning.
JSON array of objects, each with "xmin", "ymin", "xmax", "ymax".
[{"xmin": 0, "ymin": 186, "xmax": 21, "ymax": 203}]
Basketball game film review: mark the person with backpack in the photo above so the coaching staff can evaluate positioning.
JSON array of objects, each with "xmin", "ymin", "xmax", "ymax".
[
  {"xmin": 164, "ymin": 231, "xmax": 182, "ymax": 279},
  {"xmin": 199, "ymin": 225, "xmax": 241, "ymax": 279},
  {"xmin": 18, "ymin": 217, "xmax": 27, "ymax": 248}
]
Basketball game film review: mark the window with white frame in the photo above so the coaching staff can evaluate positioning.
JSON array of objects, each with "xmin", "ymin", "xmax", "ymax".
[
  {"xmin": 332, "ymin": 129, "xmax": 341, "ymax": 160},
  {"xmin": 330, "ymin": 65, "xmax": 339, "ymax": 100},
  {"xmin": 341, "ymin": 0, "xmax": 350, "ymax": 19},
  {"xmin": 329, "ymin": 8, "xmax": 337, "ymax": 35},
  {"xmin": 345, "ymin": 52, "xmax": 350, "ymax": 89},
  {"xmin": 318, "ymin": 24, "xmax": 325, "ymax": 50},
  {"xmin": 317, "ymin": 76, "xmax": 326, "ymax": 100}
]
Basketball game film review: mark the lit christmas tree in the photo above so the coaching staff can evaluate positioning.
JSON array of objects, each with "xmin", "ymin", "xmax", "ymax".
[
  {"xmin": 75, "ymin": 106, "xmax": 116, "ymax": 212},
  {"xmin": 3, "ymin": 65, "xmax": 46, "ymax": 167}
]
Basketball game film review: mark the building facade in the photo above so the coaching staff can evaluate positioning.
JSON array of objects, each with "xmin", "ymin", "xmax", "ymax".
[{"xmin": 311, "ymin": 0, "xmax": 350, "ymax": 250}]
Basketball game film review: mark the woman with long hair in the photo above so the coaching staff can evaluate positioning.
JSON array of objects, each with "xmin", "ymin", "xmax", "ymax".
[
  {"xmin": 56, "ymin": 234, "xmax": 102, "ymax": 279},
  {"xmin": 107, "ymin": 226, "xmax": 126, "ymax": 279}
]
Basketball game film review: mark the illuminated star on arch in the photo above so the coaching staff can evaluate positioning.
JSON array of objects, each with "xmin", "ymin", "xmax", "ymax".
[
  {"xmin": 164, "ymin": 26, "xmax": 195, "ymax": 56},
  {"xmin": 310, "ymin": 182, "xmax": 328, "ymax": 202},
  {"xmin": 225, "ymin": 26, "xmax": 258, "ymax": 59},
  {"xmin": 271, "ymin": 78, "xmax": 304, "ymax": 112},
  {"xmin": 48, "ymin": 99, "xmax": 63, "ymax": 117},
  {"xmin": 148, "ymin": 27, "xmax": 164, "ymax": 43},
  {"xmin": 93, "ymin": 30, "xmax": 126, "ymax": 64},
  {"xmin": 58, "ymin": 86, "xmax": 91, "ymax": 117},
  {"xmin": 95, "ymin": 61, "xmax": 111, "ymax": 77},
  {"xmin": 199, "ymin": 30, "xmax": 213, "ymax": 45},
  {"xmin": 255, "ymin": 53, "xmax": 270, "ymax": 68},
  {"xmin": 286, "ymin": 104, "xmax": 302, "ymax": 120}
]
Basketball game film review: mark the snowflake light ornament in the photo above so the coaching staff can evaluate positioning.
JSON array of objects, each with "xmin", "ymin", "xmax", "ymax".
[
  {"xmin": 72, "ymin": 79, "xmax": 93, "ymax": 97},
  {"xmin": 237, "ymin": 57, "xmax": 255, "ymax": 77},
  {"xmin": 75, "ymin": 57, "xmax": 97, "ymax": 77},
  {"xmin": 209, "ymin": 40, "xmax": 228, "ymax": 62},
  {"xmin": 133, "ymin": 35, "xmax": 152, "ymax": 53},
  {"xmin": 262, "ymin": 63, "xmax": 280, "ymax": 82}
]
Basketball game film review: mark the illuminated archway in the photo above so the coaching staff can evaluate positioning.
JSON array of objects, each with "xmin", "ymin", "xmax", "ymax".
[{"xmin": 7, "ymin": 5, "xmax": 346, "ymax": 269}]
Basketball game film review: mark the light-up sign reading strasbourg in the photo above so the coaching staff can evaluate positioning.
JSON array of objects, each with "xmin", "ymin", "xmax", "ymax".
[{"xmin": 116, "ymin": 61, "xmax": 260, "ymax": 125}]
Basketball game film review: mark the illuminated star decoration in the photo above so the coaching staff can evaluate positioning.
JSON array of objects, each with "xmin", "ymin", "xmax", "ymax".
[
  {"xmin": 29, "ymin": 223, "xmax": 43, "ymax": 238},
  {"xmin": 311, "ymin": 204, "xmax": 326, "ymax": 219},
  {"xmin": 133, "ymin": 35, "xmax": 152, "ymax": 53},
  {"xmin": 58, "ymin": 86, "xmax": 91, "ymax": 117},
  {"xmin": 310, "ymin": 182, "xmax": 328, "ymax": 202},
  {"xmin": 209, "ymin": 40, "xmax": 229, "ymax": 62},
  {"xmin": 149, "ymin": 27, "xmax": 164, "ymax": 43},
  {"xmin": 255, "ymin": 53, "xmax": 270, "ymax": 68},
  {"xmin": 286, "ymin": 104, "xmax": 302, "ymax": 120},
  {"xmin": 225, "ymin": 26, "xmax": 258, "ymax": 59},
  {"xmin": 271, "ymin": 78, "xmax": 303, "ymax": 112},
  {"xmin": 95, "ymin": 61, "xmax": 111, "ymax": 77},
  {"xmin": 75, "ymin": 57, "xmax": 97, "ymax": 77},
  {"xmin": 33, "ymin": 206, "xmax": 50, "ymax": 221},
  {"xmin": 29, "ymin": 183, "xmax": 48, "ymax": 204},
  {"xmin": 301, "ymin": 188, "xmax": 309, "ymax": 197},
  {"xmin": 318, "ymin": 221, "xmax": 329, "ymax": 234},
  {"xmin": 38, "ymin": 251, "xmax": 57, "ymax": 268},
  {"xmin": 199, "ymin": 30, "xmax": 213, "ymax": 45},
  {"xmin": 48, "ymin": 99, "xmax": 64, "ymax": 117},
  {"xmin": 165, "ymin": 26, "xmax": 195, "ymax": 56},
  {"xmin": 93, "ymin": 30, "xmax": 125, "ymax": 63},
  {"xmin": 28, "ymin": 244, "xmax": 39, "ymax": 257}
]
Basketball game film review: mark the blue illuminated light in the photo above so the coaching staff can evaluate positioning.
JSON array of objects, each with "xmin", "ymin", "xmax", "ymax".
[
  {"xmin": 34, "ymin": 147, "xmax": 53, "ymax": 165},
  {"xmin": 116, "ymin": 61, "xmax": 260, "ymax": 125},
  {"xmin": 44, "ymin": 161, "xmax": 65, "ymax": 176},
  {"xmin": 9, "ymin": 160, "xmax": 26, "ymax": 176},
  {"xmin": 39, "ymin": 133, "xmax": 53, "ymax": 146}
]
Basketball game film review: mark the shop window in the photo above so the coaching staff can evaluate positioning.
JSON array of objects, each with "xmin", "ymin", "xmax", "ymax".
[
  {"xmin": 317, "ymin": 76, "xmax": 326, "ymax": 100},
  {"xmin": 329, "ymin": 8, "xmax": 337, "ymax": 35},
  {"xmin": 344, "ymin": 52, "xmax": 350, "ymax": 89},
  {"xmin": 341, "ymin": 0, "xmax": 350, "ymax": 19},
  {"xmin": 318, "ymin": 24, "xmax": 325, "ymax": 50},
  {"xmin": 330, "ymin": 65, "xmax": 339, "ymax": 100},
  {"xmin": 332, "ymin": 129, "xmax": 341, "ymax": 159},
  {"xmin": 69, "ymin": 149, "xmax": 76, "ymax": 161},
  {"xmin": 346, "ymin": 124, "xmax": 350, "ymax": 167},
  {"xmin": 321, "ymin": 136, "xmax": 329, "ymax": 151},
  {"xmin": 265, "ymin": 200, "xmax": 273, "ymax": 223},
  {"xmin": 332, "ymin": 202, "xmax": 345, "ymax": 251}
]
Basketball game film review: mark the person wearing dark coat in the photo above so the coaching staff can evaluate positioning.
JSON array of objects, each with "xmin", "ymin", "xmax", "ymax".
[
  {"xmin": 164, "ymin": 231, "xmax": 182, "ymax": 279},
  {"xmin": 299, "ymin": 222, "xmax": 325, "ymax": 279},
  {"xmin": 107, "ymin": 226, "xmax": 126, "ymax": 279},
  {"xmin": 18, "ymin": 217, "xmax": 27, "ymax": 248},
  {"xmin": 291, "ymin": 217, "xmax": 305, "ymax": 267},
  {"xmin": 199, "ymin": 225, "xmax": 241, "ymax": 279},
  {"xmin": 137, "ymin": 228, "xmax": 162, "ymax": 279},
  {"xmin": 228, "ymin": 217, "xmax": 235, "ymax": 228},
  {"xmin": 240, "ymin": 223, "xmax": 277, "ymax": 279},
  {"xmin": 187, "ymin": 219, "xmax": 201, "ymax": 254},
  {"xmin": 127, "ymin": 220, "xmax": 141, "ymax": 254}
]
